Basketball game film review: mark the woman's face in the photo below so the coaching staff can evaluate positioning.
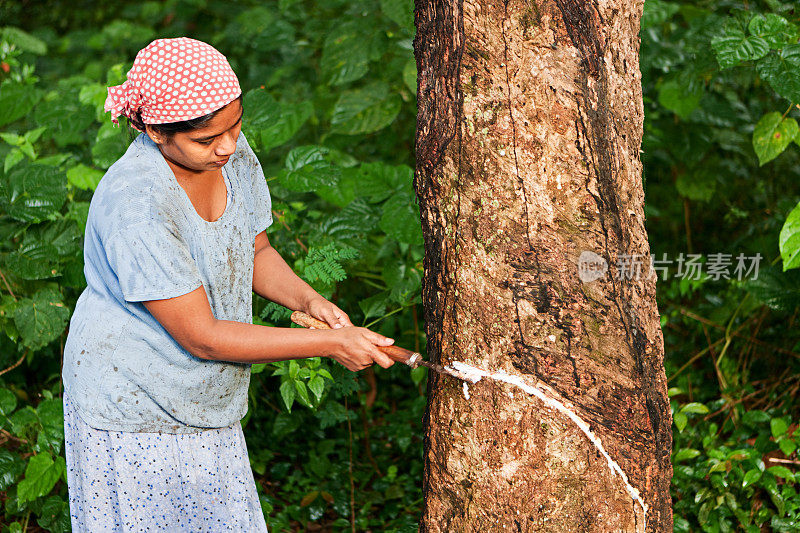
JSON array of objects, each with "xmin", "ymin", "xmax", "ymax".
[{"xmin": 147, "ymin": 98, "xmax": 243, "ymax": 173}]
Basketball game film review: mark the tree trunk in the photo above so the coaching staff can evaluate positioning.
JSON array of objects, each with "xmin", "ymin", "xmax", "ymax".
[{"xmin": 412, "ymin": 0, "xmax": 673, "ymax": 531}]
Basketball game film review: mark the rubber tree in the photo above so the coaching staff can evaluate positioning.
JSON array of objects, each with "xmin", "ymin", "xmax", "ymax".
[{"xmin": 412, "ymin": 0, "xmax": 673, "ymax": 531}]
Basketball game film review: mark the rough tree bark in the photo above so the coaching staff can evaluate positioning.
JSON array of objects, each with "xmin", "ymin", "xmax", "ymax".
[{"xmin": 412, "ymin": 0, "xmax": 673, "ymax": 531}]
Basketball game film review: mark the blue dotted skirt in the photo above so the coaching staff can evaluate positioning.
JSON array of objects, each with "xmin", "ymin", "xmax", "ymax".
[{"xmin": 63, "ymin": 391, "xmax": 269, "ymax": 532}]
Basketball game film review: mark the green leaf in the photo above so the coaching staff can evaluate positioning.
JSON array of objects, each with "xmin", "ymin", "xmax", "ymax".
[
  {"xmin": 279, "ymin": 380, "xmax": 296, "ymax": 412},
  {"xmin": 294, "ymin": 380, "xmax": 311, "ymax": 407},
  {"xmin": 1, "ymin": 26, "xmax": 47, "ymax": 54},
  {"xmin": 262, "ymin": 100, "xmax": 313, "ymax": 150},
  {"xmin": 17, "ymin": 141, "xmax": 36, "ymax": 161},
  {"xmin": 771, "ymin": 516, "xmax": 800, "ymax": 531},
  {"xmin": 756, "ymin": 45, "xmax": 800, "ymax": 103},
  {"xmin": 35, "ymin": 398, "xmax": 64, "ymax": 454},
  {"xmin": 771, "ymin": 417, "xmax": 789, "ymax": 438},
  {"xmin": 308, "ymin": 375, "xmax": 325, "ymax": 402},
  {"xmin": 380, "ymin": 193, "xmax": 422, "ymax": 244},
  {"xmin": 37, "ymin": 495, "xmax": 71, "ymax": 533},
  {"xmin": 711, "ymin": 20, "xmax": 769, "ymax": 69},
  {"xmin": 225, "ymin": 7, "xmax": 295, "ymax": 53},
  {"xmin": 243, "ymin": 89, "xmax": 312, "ymax": 152},
  {"xmin": 778, "ymin": 437, "xmax": 797, "ymax": 457},
  {"xmin": 0, "ymin": 449, "xmax": 25, "ymax": 491},
  {"xmin": 280, "ymin": 145, "xmax": 342, "ymax": 192},
  {"xmin": 780, "ymin": 202, "xmax": 800, "ymax": 270},
  {"xmin": 359, "ymin": 290, "xmax": 390, "ymax": 321},
  {"xmin": 351, "ymin": 161, "xmax": 414, "ymax": 202},
  {"xmin": 742, "ymin": 410, "xmax": 771, "ymax": 426},
  {"xmin": 402, "ymin": 59, "xmax": 417, "ymax": 96},
  {"xmin": 674, "ymin": 411, "xmax": 688, "ymax": 432},
  {"xmin": 79, "ymin": 83, "xmax": 110, "ymax": 121},
  {"xmin": 410, "ymin": 365, "xmax": 427, "ymax": 386},
  {"xmin": 66, "ymin": 200, "xmax": 90, "ymax": 235},
  {"xmin": 743, "ymin": 468, "xmax": 762, "ymax": 488},
  {"xmin": 289, "ymin": 360, "xmax": 300, "ymax": 379},
  {"xmin": 0, "ymin": 388, "xmax": 17, "ymax": 418},
  {"xmin": 674, "ymin": 448, "xmax": 701, "ymax": 462},
  {"xmin": 8, "ymin": 407, "xmax": 37, "ymax": 438},
  {"xmin": 35, "ymin": 90, "xmax": 95, "ymax": 147},
  {"xmin": 17, "ymin": 452, "xmax": 65, "ymax": 503},
  {"xmin": 4, "ymin": 240, "xmax": 60, "ymax": 279},
  {"xmin": 680, "ymin": 402, "xmax": 710, "ymax": 415},
  {"xmin": 329, "ymin": 82, "xmax": 402, "ymax": 135},
  {"xmin": 66, "ymin": 164, "xmax": 104, "ymax": 191},
  {"xmin": 87, "ymin": 20, "xmax": 155, "ymax": 51},
  {"xmin": 753, "ymin": 112, "xmax": 798, "ymax": 165},
  {"xmin": 251, "ymin": 363, "xmax": 267, "ymax": 374},
  {"xmin": 641, "ymin": 0, "xmax": 680, "ymax": 29},
  {"xmin": 658, "ymin": 78, "xmax": 704, "ymax": 119},
  {"xmin": 320, "ymin": 23, "xmax": 372, "ymax": 86},
  {"xmin": 4, "ymin": 149, "xmax": 24, "ymax": 173},
  {"xmin": 0, "ymin": 132, "xmax": 24, "ymax": 145},
  {"xmin": 380, "ymin": 0, "xmax": 414, "ymax": 30},
  {"xmin": 0, "ymin": 163, "xmax": 67, "ymax": 223},
  {"xmin": 767, "ymin": 465, "xmax": 795, "ymax": 482},
  {"xmin": 0, "ymin": 81, "xmax": 43, "ymax": 127},
  {"xmin": 748, "ymin": 14, "xmax": 798, "ymax": 49},
  {"xmin": 675, "ymin": 168, "xmax": 716, "ymax": 202},
  {"xmin": 23, "ymin": 127, "xmax": 47, "ymax": 143},
  {"xmin": 91, "ymin": 122, "xmax": 130, "ymax": 169},
  {"xmin": 32, "ymin": 218, "xmax": 83, "ymax": 257},
  {"xmin": 13, "ymin": 287, "xmax": 70, "ymax": 351}
]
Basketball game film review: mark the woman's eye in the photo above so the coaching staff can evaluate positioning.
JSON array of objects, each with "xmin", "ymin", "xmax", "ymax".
[{"xmin": 197, "ymin": 139, "xmax": 213, "ymax": 146}]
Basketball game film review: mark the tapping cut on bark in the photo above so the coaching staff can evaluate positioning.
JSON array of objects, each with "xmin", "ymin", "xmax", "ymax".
[{"xmin": 413, "ymin": 0, "xmax": 673, "ymax": 531}]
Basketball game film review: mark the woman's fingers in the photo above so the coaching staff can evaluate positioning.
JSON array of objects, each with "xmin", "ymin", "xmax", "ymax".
[
  {"xmin": 371, "ymin": 351, "xmax": 394, "ymax": 369},
  {"xmin": 319, "ymin": 307, "xmax": 343, "ymax": 329},
  {"xmin": 358, "ymin": 334, "xmax": 394, "ymax": 369},
  {"xmin": 333, "ymin": 306, "xmax": 354, "ymax": 327},
  {"xmin": 366, "ymin": 330, "xmax": 394, "ymax": 346}
]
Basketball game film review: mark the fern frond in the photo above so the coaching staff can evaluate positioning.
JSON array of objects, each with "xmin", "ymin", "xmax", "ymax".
[{"xmin": 303, "ymin": 243, "xmax": 360, "ymax": 285}]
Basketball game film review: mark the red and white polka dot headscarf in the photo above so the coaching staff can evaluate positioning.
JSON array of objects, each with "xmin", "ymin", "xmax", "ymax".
[{"xmin": 104, "ymin": 37, "xmax": 241, "ymax": 127}]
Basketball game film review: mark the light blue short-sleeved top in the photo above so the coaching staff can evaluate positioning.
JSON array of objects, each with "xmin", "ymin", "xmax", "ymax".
[{"xmin": 62, "ymin": 130, "xmax": 273, "ymax": 433}]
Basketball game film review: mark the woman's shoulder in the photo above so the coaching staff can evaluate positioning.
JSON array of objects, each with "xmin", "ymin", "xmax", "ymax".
[
  {"xmin": 95, "ymin": 134, "xmax": 162, "ymax": 193},
  {"xmin": 89, "ymin": 133, "xmax": 178, "ymax": 237}
]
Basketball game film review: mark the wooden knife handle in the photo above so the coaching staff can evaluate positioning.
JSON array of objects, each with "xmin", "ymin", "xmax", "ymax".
[{"xmin": 290, "ymin": 311, "xmax": 422, "ymax": 367}]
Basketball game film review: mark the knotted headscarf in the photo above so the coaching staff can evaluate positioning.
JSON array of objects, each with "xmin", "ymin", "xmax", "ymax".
[{"xmin": 104, "ymin": 37, "xmax": 241, "ymax": 127}]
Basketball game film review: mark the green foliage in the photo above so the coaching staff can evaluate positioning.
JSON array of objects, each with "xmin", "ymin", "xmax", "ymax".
[
  {"xmin": 753, "ymin": 112, "xmax": 799, "ymax": 166},
  {"xmin": 0, "ymin": 1, "xmax": 424, "ymax": 529},
  {"xmin": 1, "ymin": 0, "xmax": 799, "ymax": 530},
  {"xmin": 644, "ymin": 1, "xmax": 800, "ymax": 528},
  {"xmin": 670, "ymin": 390, "xmax": 800, "ymax": 531}
]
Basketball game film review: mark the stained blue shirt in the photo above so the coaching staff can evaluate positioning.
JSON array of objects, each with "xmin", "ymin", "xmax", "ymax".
[{"xmin": 62, "ymin": 131, "xmax": 273, "ymax": 433}]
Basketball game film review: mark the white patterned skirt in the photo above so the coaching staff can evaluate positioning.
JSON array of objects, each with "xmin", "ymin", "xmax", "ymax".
[{"xmin": 63, "ymin": 390, "xmax": 269, "ymax": 532}]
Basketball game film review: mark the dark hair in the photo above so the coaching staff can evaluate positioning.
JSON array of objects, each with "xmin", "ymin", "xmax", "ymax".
[{"xmin": 128, "ymin": 95, "xmax": 243, "ymax": 138}]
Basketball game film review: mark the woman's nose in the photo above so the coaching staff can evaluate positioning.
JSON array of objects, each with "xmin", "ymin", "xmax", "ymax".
[{"xmin": 216, "ymin": 133, "xmax": 237, "ymax": 157}]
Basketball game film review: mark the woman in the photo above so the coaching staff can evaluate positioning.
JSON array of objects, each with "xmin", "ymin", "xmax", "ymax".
[{"xmin": 61, "ymin": 37, "xmax": 395, "ymax": 532}]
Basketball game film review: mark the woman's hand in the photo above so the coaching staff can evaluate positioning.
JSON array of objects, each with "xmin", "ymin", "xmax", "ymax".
[
  {"xmin": 304, "ymin": 295, "xmax": 353, "ymax": 329},
  {"xmin": 326, "ymin": 326, "xmax": 396, "ymax": 371}
]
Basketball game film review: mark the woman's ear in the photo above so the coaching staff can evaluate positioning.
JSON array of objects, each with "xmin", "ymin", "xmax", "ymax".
[{"xmin": 145, "ymin": 125, "xmax": 166, "ymax": 145}]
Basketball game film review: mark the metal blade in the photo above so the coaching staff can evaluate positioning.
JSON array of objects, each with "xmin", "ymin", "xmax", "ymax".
[{"xmin": 417, "ymin": 359, "xmax": 474, "ymax": 381}]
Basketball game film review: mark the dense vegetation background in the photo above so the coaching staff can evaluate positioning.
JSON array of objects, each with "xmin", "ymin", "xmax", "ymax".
[{"xmin": 0, "ymin": 0, "xmax": 799, "ymax": 531}]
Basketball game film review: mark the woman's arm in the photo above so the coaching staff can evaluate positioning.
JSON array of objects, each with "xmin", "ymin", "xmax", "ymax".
[
  {"xmin": 142, "ymin": 286, "xmax": 395, "ymax": 370},
  {"xmin": 252, "ymin": 230, "xmax": 353, "ymax": 328}
]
